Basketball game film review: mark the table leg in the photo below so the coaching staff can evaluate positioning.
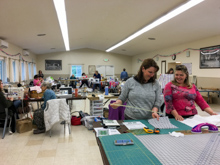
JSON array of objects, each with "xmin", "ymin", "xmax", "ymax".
[{"xmin": 207, "ymin": 92, "xmax": 210, "ymax": 103}]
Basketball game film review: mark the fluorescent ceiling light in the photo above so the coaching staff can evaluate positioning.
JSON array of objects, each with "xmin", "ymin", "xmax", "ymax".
[
  {"xmin": 106, "ymin": 0, "xmax": 204, "ymax": 52},
  {"xmin": 53, "ymin": 0, "xmax": 70, "ymax": 51}
]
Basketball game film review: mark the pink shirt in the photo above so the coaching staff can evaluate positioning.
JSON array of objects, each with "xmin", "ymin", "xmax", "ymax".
[
  {"xmin": 164, "ymin": 82, "xmax": 209, "ymax": 116},
  {"xmin": 33, "ymin": 79, "xmax": 41, "ymax": 86}
]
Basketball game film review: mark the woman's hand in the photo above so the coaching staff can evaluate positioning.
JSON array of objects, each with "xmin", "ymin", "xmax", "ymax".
[
  {"xmin": 152, "ymin": 112, "xmax": 160, "ymax": 121},
  {"xmin": 171, "ymin": 110, "xmax": 184, "ymax": 121},
  {"xmin": 204, "ymin": 107, "xmax": 218, "ymax": 116},
  {"xmin": 175, "ymin": 115, "xmax": 184, "ymax": 121},
  {"xmin": 209, "ymin": 112, "xmax": 218, "ymax": 115},
  {"xmin": 110, "ymin": 103, "xmax": 120, "ymax": 109},
  {"xmin": 110, "ymin": 100, "xmax": 122, "ymax": 109}
]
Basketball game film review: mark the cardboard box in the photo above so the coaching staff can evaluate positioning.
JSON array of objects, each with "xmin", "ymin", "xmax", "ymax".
[{"xmin": 16, "ymin": 118, "xmax": 32, "ymax": 133}]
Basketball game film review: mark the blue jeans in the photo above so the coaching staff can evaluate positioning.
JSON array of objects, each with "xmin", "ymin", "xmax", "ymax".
[
  {"xmin": 93, "ymin": 84, "xmax": 101, "ymax": 91},
  {"xmin": 13, "ymin": 100, "xmax": 21, "ymax": 109}
]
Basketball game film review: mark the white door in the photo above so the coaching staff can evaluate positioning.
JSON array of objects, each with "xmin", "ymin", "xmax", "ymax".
[{"xmin": 96, "ymin": 65, "xmax": 114, "ymax": 79}]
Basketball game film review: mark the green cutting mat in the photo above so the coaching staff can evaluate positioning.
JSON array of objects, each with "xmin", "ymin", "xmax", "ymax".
[
  {"xmin": 125, "ymin": 119, "xmax": 192, "ymax": 135},
  {"xmin": 99, "ymin": 133, "xmax": 162, "ymax": 165}
]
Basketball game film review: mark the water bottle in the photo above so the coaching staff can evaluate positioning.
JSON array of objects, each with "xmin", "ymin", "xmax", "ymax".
[{"xmin": 105, "ymin": 86, "xmax": 109, "ymax": 95}]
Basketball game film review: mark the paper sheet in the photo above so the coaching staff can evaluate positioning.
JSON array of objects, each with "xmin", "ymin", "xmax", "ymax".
[
  {"xmin": 180, "ymin": 115, "xmax": 220, "ymax": 127},
  {"xmin": 94, "ymin": 127, "xmax": 120, "ymax": 137},
  {"xmin": 123, "ymin": 121, "xmax": 147, "ymax": 130}
]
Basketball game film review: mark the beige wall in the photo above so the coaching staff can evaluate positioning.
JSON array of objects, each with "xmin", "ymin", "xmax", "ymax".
[
  {"xmin": 36, "ymin": 48, "xmax": 132, "ymax": 79},
  {"xmin": 132, "ymin": 35, "xmax": 220, "ymax": 88}
]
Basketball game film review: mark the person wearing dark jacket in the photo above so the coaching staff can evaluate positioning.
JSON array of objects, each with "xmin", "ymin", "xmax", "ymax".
[{"xmin": 0, "ymin": 80, "xmax": 21, "ymax": 132}]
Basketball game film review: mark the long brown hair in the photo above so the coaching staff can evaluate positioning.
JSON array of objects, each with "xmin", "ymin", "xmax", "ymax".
[
  {"xmin": 166, "ymin": 68, "xmax": 174, "ymax": 74},
  {"xmin": 172, "ymin": 65, "xmax": 192, "ymax": 88},
  {"xmin": 134, "ymin": 58, "xmax": 159, "ymax": 84}
]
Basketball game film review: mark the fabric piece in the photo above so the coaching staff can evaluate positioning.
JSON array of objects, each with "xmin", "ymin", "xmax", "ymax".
[
  {"xmin": 148, "ymin": 116, "xmax": 177, "ymax": 129},
  {"xmin": 136, "ymin": 133, "xmax": 220, "ymax": 165},
  {"xmin": 169, "ymin": 131, "xmax": 184, "ymax": 137},
  {"xmin": 180, "ymin": 114, "xmax": 220, "ymax": 127},
  {"xmin": 108, "ymin": 100, "xmax": 126, "ymax": 120},
  {"xmin": 30, "ymin": 86, "xmax": 42, "ymax": 92}
]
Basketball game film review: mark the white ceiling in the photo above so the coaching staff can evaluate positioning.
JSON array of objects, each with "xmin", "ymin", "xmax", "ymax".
[{"xmin": 0, "ymin": 0, "xmax": 220, "ymax": 56}]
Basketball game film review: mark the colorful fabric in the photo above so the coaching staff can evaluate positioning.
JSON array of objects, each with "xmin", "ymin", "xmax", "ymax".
[{"xmin": 164, "ymin": 82, "xmax": 209, "ymax": 116}]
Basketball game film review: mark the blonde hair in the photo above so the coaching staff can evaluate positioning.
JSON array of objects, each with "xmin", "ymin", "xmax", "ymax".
[{"xmin": 172, "ymin": 65, "xmax": 192, "ymax": 88}]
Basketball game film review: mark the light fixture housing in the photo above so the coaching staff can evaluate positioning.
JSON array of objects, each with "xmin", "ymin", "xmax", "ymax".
[{"xmin": 53, "ymin": 0, "xmax": 70, "ymax": 51}]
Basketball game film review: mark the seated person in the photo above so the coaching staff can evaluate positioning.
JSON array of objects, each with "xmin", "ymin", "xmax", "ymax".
[
  {"xmin": 93, "ymin": 71, "xmax": 101, "ymax": 91},
  {"xmin": 0, "ymin": 80, "xmax": 21, "ymax": 132},
  {"xmin": 33, "ymin": 75, "xmax": 41, "ymax": 86},
  {"xmin": 70, "ymin": 74, "xmax": 77, "ymax": 88},
  {"xmin": 164, "ymin": 65, "xmax": 217, "ymax": 121},
  {"xmin": 33, "ymin": 82, "xmax": 56, "ymax": 134},
  {"xmin": 39, "ymin": 76, "xmax": 44, "ymax": 83},
  {"xmin": 80, "ymin": 73, "xmax": 89, "ymax": 88}
]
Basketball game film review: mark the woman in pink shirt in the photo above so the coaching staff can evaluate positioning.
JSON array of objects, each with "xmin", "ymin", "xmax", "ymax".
[
  {"xmin": 33, "ymin": 75, "xmax": 41, "ymax": 86},
  {"xmin": 164, "ymin": 65, "xmax": 217, "ymax": 121}
]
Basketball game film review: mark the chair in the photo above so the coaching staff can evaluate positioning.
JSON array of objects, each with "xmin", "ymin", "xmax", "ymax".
[
  {"xmin": 1, "ymin": 108, "xmax": 15, "ymax": 139},
  {"xmin": 44, "ymin": 99, "xmax": 71, "ymax": 137}
]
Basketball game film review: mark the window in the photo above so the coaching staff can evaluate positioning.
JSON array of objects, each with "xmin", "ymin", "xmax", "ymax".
[
  {"xmin": 12, "ymin": 60, "xmax": 16, "ymax": 82},
  {"xmin": 21, "ymin": 62, "xmax": 26, "ymax": 81},
  {"xmin": 70, "ymin": 65, "xmax": 82, "ymax": 77},
  {"xmin": 0, "ymin": 60, "xmax": 3, "ymax": 80},
  {"xmin": 28, "ymin": 63, "xmax": 32, "ymax": 79},
  {"xmin": 33, "ymin": 64, "xmax": 36, "ymax": 76},
  {"xmin": 0, "ymin": 58, "xmax": 7, "ymax": 82}
]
